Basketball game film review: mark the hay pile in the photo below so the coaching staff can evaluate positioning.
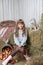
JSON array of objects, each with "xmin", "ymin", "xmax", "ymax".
[
  {"xmin": 27, "ymin": 13, "xmax": 43, "ymax": 65},
  {"xmin": 26, "ymin": 55, "xmax": 43, "ymax": 65}
]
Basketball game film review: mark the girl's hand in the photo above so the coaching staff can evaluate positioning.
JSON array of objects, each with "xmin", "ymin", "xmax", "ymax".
[
  {"xmin": 18, "ymin": 45, "xmax": 21, "ymax": 50},
  {"xmin": 18, "ymin": 45, "xmax": 21, "ymax": 48}
]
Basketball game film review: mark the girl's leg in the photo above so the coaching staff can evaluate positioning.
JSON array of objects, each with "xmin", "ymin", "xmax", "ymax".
[
  {"xmin": 2, "ymin": 47, "xmax": 19, "ymax": 65},
  {"xmin": 2, "ymin": 55, "xmax": 12, "ymax": 65},
  {"xmin": 19, "ymin": 47, "xmax": 30, "ymax": 61},
  {"xmin": 23, "ymin": 55, "xmax": 30, "ymax": 61}
]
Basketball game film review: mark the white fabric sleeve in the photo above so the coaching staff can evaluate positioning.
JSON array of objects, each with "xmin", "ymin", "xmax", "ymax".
[
  {"xmin": 21, "ymin": 30, "xmax": 27, "ymax": 46},
  {"xmin": 21, "ymin": 35, "xmax": 27, "ymax": 46},
  {"xmin": 14, "ymin": 34, "xmax": 20, "ymax": 46}
]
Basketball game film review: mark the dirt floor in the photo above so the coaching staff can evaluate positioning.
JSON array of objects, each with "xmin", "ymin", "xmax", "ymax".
[{"xmin": 0, "ymin": 59, "xmax": 27, "ymax": 65}]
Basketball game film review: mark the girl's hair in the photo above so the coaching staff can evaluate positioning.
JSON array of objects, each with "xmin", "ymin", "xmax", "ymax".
[{"xmin": 15, "ymin": 19, "xmax": 26, "ymax": 37}]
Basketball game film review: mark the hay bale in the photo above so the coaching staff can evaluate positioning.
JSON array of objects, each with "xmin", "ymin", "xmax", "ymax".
[
  {"xmin": 29, "ymin": 29, "xmax": 43, "ymax": 48},
  {"xmin": 40, "ymin": 13, "xmax": 43, "ymax": 31},
  {"xmin": 27, "ymin": 28, "xmax": 43, "ymax": 56}
]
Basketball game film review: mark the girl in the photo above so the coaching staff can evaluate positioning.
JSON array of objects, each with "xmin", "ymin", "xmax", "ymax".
[{"xmin": 2, "ymin": 19, "xmax": 29, "ymax": 65}]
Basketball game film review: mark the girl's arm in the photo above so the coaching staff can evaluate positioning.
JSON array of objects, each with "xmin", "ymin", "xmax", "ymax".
[
  {"xmin": 14, "ymin": 34, "xmax": 20, "ymax": 46},
  {"xmin": 21, "ymin": 35, "xmax": 27, "ymax": 46},
  {"xmin": 21, "ymin": 30, "xmax": 27, "ymax": 46}
]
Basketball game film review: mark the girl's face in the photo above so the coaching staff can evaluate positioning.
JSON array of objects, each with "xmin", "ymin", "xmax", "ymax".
[{"xmin": 18, "ymin": 23, "xmax": 23, "ymax": 30}]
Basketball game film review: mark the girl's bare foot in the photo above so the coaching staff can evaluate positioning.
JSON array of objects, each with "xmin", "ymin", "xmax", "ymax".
[{"xmin": 23, "ymin": 55, "xmax": 30, "ymax": 61}]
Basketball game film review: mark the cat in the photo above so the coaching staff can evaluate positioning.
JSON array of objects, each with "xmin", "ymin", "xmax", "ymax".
[{"xmin": 28, "ymin": 18, "xmax": 39, "ymax": 31}]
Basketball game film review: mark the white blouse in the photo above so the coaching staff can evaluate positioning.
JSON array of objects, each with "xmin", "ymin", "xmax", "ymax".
[{"xmin": 14, "ymin": 30, "xmax": 27, "ymax": 46}]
